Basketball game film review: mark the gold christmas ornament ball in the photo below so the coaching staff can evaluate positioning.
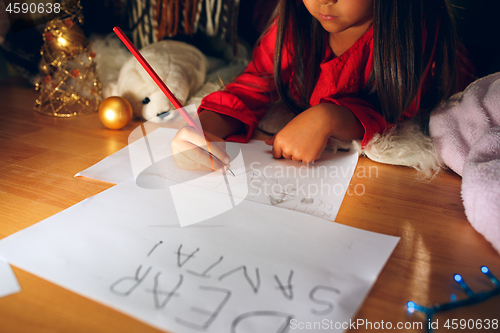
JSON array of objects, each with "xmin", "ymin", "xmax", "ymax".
[{"xmin": 98, "ymin": 96, "xmax": 133, "ymax": 130}]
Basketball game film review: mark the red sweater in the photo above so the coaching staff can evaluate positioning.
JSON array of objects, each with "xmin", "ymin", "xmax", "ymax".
[{"xmin": 199, "ymin": 23, "xmax": 421, "ymax": 147}]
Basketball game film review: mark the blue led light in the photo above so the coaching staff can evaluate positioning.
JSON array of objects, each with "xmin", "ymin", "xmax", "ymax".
[
  {"xmin": 407, "ymin": 266, "xmax": 500, "ymax": 333},
  {"xmin": 407, "ymin": 301, "xmax": 415, "ymax": 313}
]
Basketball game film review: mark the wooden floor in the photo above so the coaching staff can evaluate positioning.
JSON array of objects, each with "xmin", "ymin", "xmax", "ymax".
[{"xmin": 0, "ymin": 77, "xmax": 499, "ymax": 332}]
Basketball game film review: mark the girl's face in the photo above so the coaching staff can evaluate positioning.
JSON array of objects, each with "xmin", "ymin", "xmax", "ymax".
[{"xmin": 302, "ymin": 0, "xmax": 374, "ymax": 34}]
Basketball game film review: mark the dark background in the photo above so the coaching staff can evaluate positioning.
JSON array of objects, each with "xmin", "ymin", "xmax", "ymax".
[{"xmin": 1, "ymin": 0, "xmax": 499, "ymax": 81}]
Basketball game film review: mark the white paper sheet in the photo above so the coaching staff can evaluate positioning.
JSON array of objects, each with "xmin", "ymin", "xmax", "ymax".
[
  {"xmin": 77, "ymin": 127, "xmax": 359, "ymax": 224},
  {"xmin": 0, "ymin": 179, "xmax": 399, "ymax": 333},
  {"xmin": 0, "ymin": 257, "xmax": 21, "ymax": 298}
]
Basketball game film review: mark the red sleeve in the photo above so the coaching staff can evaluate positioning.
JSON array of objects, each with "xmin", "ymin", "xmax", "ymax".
[
  {"xmin": 320, "ymin": 96, "xmax": 392, "ymax": 147},
  {"xmin": 198, "ymin": 23, "xmax": 281, "ymax": 143}
]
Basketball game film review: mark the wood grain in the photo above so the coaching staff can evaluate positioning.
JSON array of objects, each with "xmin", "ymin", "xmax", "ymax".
[{"xmin": 0, "ymin": 77, "xmax": 499, "ymax": 333}]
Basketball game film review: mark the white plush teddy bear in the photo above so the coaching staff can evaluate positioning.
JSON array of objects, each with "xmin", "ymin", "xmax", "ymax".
[{"xmin": 105, "ymin": 39, "xmax": 208, "ymax": 124}]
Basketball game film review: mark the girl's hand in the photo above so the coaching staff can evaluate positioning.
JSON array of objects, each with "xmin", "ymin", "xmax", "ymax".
[
  {"xmin": 264, "ymin": 103, "xmax": 364, "ymax": 163},
  {"xmin": 171, "ymin": 126, "xmax": 230, "ymax": 171},
  {"xmin": 264, "ymin": 106, "xmax": 331, "ymax": 163}
]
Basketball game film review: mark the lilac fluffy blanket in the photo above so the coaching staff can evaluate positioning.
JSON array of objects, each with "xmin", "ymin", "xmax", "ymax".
[{"xmin": 430, "ymin": 73, "xmax": 500, "ymax": 254}]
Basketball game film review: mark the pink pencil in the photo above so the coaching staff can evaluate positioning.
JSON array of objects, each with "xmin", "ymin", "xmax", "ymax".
[{"xmin": 113, "ymin": 27, "xmax": 234, "ymax": 176}]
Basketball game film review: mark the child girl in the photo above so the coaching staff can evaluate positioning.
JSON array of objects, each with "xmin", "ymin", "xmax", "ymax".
[{"xmin": 172, "ymin": 0, "xmax": 462, "ymax": 170}]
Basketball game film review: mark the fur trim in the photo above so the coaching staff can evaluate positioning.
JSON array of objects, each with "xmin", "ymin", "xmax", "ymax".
[{"xmin": 354, "ymin": 120, "xmax": 444, "ymax": 180}]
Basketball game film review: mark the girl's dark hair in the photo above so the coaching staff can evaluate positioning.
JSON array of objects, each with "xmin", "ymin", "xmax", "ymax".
[
  {"xmin": 273, "ymin": 0, "xmax": 324, "ymax": 114},
  {"xmin": 273, "ymin": 0, "xmax": 458, "ymax": 124}
]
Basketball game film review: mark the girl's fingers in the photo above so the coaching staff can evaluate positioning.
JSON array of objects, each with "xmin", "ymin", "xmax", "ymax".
[
  {"xmin": 172, "ymin": 126, "xmax": 230, "ymax": 171},
  {"xmin": 264, "ymin": 135, "xmax": 275, "ymax": 146},
  {"xmin": 172, "ymin": 150, "xmax": 213, "ymax": 171},
  {"xmin": 175, "ymin": 126, "xmax": 209, "ymax": 147},
  {"xmin": 178, "ymin": 127, "xmax": 230, "ymax": 163},
  {"xmin": 173, "ymin": 139, "xmax": 226, "ymax": 171},
  {"xmin": 271, "ymin": 142, "xmax": 283, "ymax": 159},
  {"xmin": 202, "ymin": 131, "xmax": 231, "ymax": 164}
]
